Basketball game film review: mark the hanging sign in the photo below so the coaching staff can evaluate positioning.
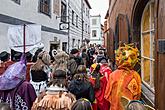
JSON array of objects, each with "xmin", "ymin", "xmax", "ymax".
[{"xmin": 59, "ymin": 22, "xmax": 69, "ymax": 30}]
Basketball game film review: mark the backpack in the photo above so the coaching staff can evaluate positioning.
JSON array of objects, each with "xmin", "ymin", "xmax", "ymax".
[{"xmin": 67, "ymin": 58, "xmax": 77, "ymax": 77}]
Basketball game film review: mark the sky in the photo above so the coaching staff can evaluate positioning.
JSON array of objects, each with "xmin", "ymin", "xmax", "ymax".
[{"xmin": 89, "ymin": 0, "xmax": 109, "ymax": 24}]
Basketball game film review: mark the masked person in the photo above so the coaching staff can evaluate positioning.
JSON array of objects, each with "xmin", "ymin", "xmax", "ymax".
[
  {"xmin": 0, "ymin": 55, "xmax": 37, "ymax": 109},
  {"xmin": 105, "ymin": 44, "xmax": 141, "ymax": 110}
]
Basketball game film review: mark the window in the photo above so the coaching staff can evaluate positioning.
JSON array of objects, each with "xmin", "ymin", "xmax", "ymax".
[
  {"xmin": 62, "ymin": 42, "xmax": 67, "ymax": 52},
  {"xmin": 78, "ymin": 40, "xmax": 80, "ymax": 48},
  {"xmin": 85, "ymin": 24, "xmax": 87, "ymax": 33},
  {"xmin": 61, "ymin": 2, "xmax": 67, "ymax": 22},
  {"xmin": 11, "ymin": 0, "xmax": 20, "ymax": 4},
  {"xmin": 53, "ymin": 0, "xmax": 60, "ymax": 15},
  {"xmin": 76, "ymin": 15, "xmax": 78, "ymax": 27},
  {"xmin": 72, "ymin": 39, "xmax": 75, "ymax": 48},
  {"xmin": 88, "ymin": 25, "xmax": 90, "ymax": 34},
  {"xmin": 72, "ymin": 10, "xmax": 75, "ymax": 25},
  {"xmin": 141, "ymin": 2, "xmax": 155, "ymax": 89},
  {"xmin": 86, "ymin": 8, "xmax": 88, "ymax": 16},
  {"xmin": 82, "ymin": 20, "xmax": 84, "ymax": 31},
  {"xmin": 92, "ymin": 19, "xmax": 97, "ymax": 25},
  {"xmin": 88, "ymin": 10, "xmax": 90, "ymax": 18},
  {"xmin": 39, "ymin": 0, "xmax": 51, "ymax": 16},
  {"xmin": 83, "ymin": 3, "xmax": 85, "ymax": 13},
  {"xmin": 92, "ymin": 30, "xmax": 97, "ymax": 37}
]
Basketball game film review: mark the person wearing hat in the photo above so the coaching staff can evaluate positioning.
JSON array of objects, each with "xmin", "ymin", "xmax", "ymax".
[
  {"xmin": 99, "ymin": 57, "xmax": 112, "ymax": 81},
  {"xmin": 67, "ymin": 49, "xmax": 84, "ymax": 79},
  {"xmin": 13, "ymin": 52, "xmax": 22, "ymax": 62},
  {"xmin": 70, "ymin": 48, "xmax": 84, "ymax": 66},
  {"xmin": 0, "ymin": 55, "xmax": 37, "ymax": 109},
  {"xmin": 0, "ymin": 51, "xmax": 13, "ymax": 75},
  {"xmin": 105, "ymin": 44, "xmax": 141, "ymax": 110},
  {"xmin": 32, "ymin": 69, "xmax": 76, "ymax": 110}
]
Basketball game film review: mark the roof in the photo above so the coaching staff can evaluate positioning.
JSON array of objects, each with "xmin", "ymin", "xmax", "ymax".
[{"xmin": 85, "ymin": 0, "xmax": 92, "ymax": 9}]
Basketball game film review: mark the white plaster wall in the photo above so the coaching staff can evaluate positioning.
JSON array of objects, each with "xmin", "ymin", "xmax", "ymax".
[
  {"xmin": 69, "ymin": 0, "xmax": 83, "ymax": 49},
  {"xmin": 83, "ymin": 0, "xmax": 91, "ymax": 40},
  {"xmin": 0, "ymin": 22, "xmax": 11, "ymax": 52},
  {"xmin": 0, "ymin": 0, "xmax": 60, "ymax": 29},
  {"xmin": 0, "ymin": 0, "xmax": 69, "ymax": 52}
]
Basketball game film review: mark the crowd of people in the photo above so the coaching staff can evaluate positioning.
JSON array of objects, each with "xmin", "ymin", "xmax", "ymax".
[{"xmin": 0, "ymin": 44, "xmax": 154, "ymax": 110}]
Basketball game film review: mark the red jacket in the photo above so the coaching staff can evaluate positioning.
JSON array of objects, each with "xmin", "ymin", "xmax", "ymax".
[{"xmin": 89, "ymin": 75, "xmax": 110, "ymax": 110}]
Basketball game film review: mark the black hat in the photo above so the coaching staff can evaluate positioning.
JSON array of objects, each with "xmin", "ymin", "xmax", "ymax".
[
  {"xmin": 98, "ymin": 57, "xmax": 107, "ymax": 63},
  {"xmin": 14, "ymin": 52, "xmax": 22, "ymax": 61},
  {"xmin": 71, "ymin": 48, "xmax": 79, "ymax": 54},
  {"xmin": 26, "ymin": 52, "xmax": 33, "ymax": 62},
  {"xmin": 0, "ymin": 51, "xmax": 10, "ymax": 62}
]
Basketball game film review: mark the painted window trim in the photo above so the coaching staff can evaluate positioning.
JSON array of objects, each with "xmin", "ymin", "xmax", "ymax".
[{"xmin": 141, "ymin": 1, "xmax": 155, "ymax": 89}]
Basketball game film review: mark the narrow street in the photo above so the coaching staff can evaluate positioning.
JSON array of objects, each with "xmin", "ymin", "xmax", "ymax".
[{"xmin": 0, "ymin": 0, "xmax": 165, "ymax": 110}]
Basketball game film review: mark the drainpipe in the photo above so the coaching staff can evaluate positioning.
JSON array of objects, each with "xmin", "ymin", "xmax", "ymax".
[{"xmin": 81, "ymin": 0, "xmax": 84, "ymax": 44}]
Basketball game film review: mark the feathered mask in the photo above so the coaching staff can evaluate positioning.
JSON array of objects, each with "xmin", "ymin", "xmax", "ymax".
[{"xmin": 115, "ymin": 43, "xmax": 139, "ymax": 69}]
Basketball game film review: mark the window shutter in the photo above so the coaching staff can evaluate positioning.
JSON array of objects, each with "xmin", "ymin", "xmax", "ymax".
[{"xmin": 115, "ymin": 14, "xmax": 131, "ymax": 49}]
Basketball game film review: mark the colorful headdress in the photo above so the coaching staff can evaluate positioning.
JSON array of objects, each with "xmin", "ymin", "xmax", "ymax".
[
  {"xmin": 115, "ymin": 43, "xmax": 139, "ymax": 69},
  {"xmin": 0, "ymin": 55, "xmax": 26, "ymax": 90}
]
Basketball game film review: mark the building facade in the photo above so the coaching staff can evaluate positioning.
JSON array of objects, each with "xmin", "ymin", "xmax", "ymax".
[
  {"xmin": 0, "ymin": 0, "xmax": 69, "ymax": 53},
  {"xmin": 90, "ymin": 15, "xmax": 103, "ymax": 45},
  {"xmin": 0, "ymin": 0, "xmax": 91, "ymax": 53},
  {"xmin": 68, "ymin": 0, "xmax": 91, "ymax": 50},
  {"xmin": 104, "ymin": 0, "xmax": 165, "ymax": 109}
]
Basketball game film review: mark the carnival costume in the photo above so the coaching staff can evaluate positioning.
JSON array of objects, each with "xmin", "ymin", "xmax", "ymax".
[
  {"xmin": 105, "ymin": 44, "xmax": 141, "ymax": 110},
  {"xmin": 89, "ymin": 64, "xmax": 110, "ymax": 110},
  {"xmin": 0, "ymin": 55, "xmax": 37, "ymax": 109},
  {"xmin": 32, "ymin": 70, "xmax": 76, "ymax": 110}
]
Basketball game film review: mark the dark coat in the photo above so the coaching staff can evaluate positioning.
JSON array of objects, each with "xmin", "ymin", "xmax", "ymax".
[{"xmin": 68, "ymin": 79, "xmax": 95, "ymax": 103}]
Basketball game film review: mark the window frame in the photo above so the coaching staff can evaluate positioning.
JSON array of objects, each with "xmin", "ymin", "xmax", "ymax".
[
  {"xmin": 72, "ymin": 39, "xmax": 75, "ymax": 48},
  {"xmin": 62, "ymin": 42, "xmax": 67, "ymax": 52},
  {"xmin": 72, "ymin": 10, "xmax": 75, "ymax": 25},
  {"xmin": 61, "ymin": 1, "xmax": 67, "ymax": 23},
  {"xmin": 92, "ymin": 19, "xmax": 97, "ymax": 25},
  {"xmin": 76, "ymin": 15, "xmax": 78, "ymax": 27},
  {"xmin": 141, "ymin": 1, "xmax": 155, "ymax": 91},
  {"xmin": 39, "ymin": 0, "xmax": 51, "ymax": 16},
  {"xmin": 92, "ymin": 30, "xmax": 97, "ymax": 37}
]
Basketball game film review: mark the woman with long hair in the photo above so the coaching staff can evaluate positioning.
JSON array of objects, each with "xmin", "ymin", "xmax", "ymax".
[
  {"xmin": 68, "ymin": 65, "xmax": 95, "ymax": 103},
  {"xmin": 30, "ymin": 51, "xmax": 51, "ymax": 95},
  {"xmin": 89, "ymin": 64, "xmax": 110, "ymax": 110},
  {"xmin": 32, "ymin": 69, "xmax": 76, "ymax": 110}
]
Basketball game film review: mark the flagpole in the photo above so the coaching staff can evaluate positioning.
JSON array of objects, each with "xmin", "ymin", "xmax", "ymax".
[{"xmin": 23, "ymin": 24, "xmax": 26, "ymax": 54}]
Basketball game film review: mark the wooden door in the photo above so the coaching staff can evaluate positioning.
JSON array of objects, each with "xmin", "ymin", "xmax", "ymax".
[{"xmin": 156, "ymin": 0, "xmax": 165, "ymax": 109}]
